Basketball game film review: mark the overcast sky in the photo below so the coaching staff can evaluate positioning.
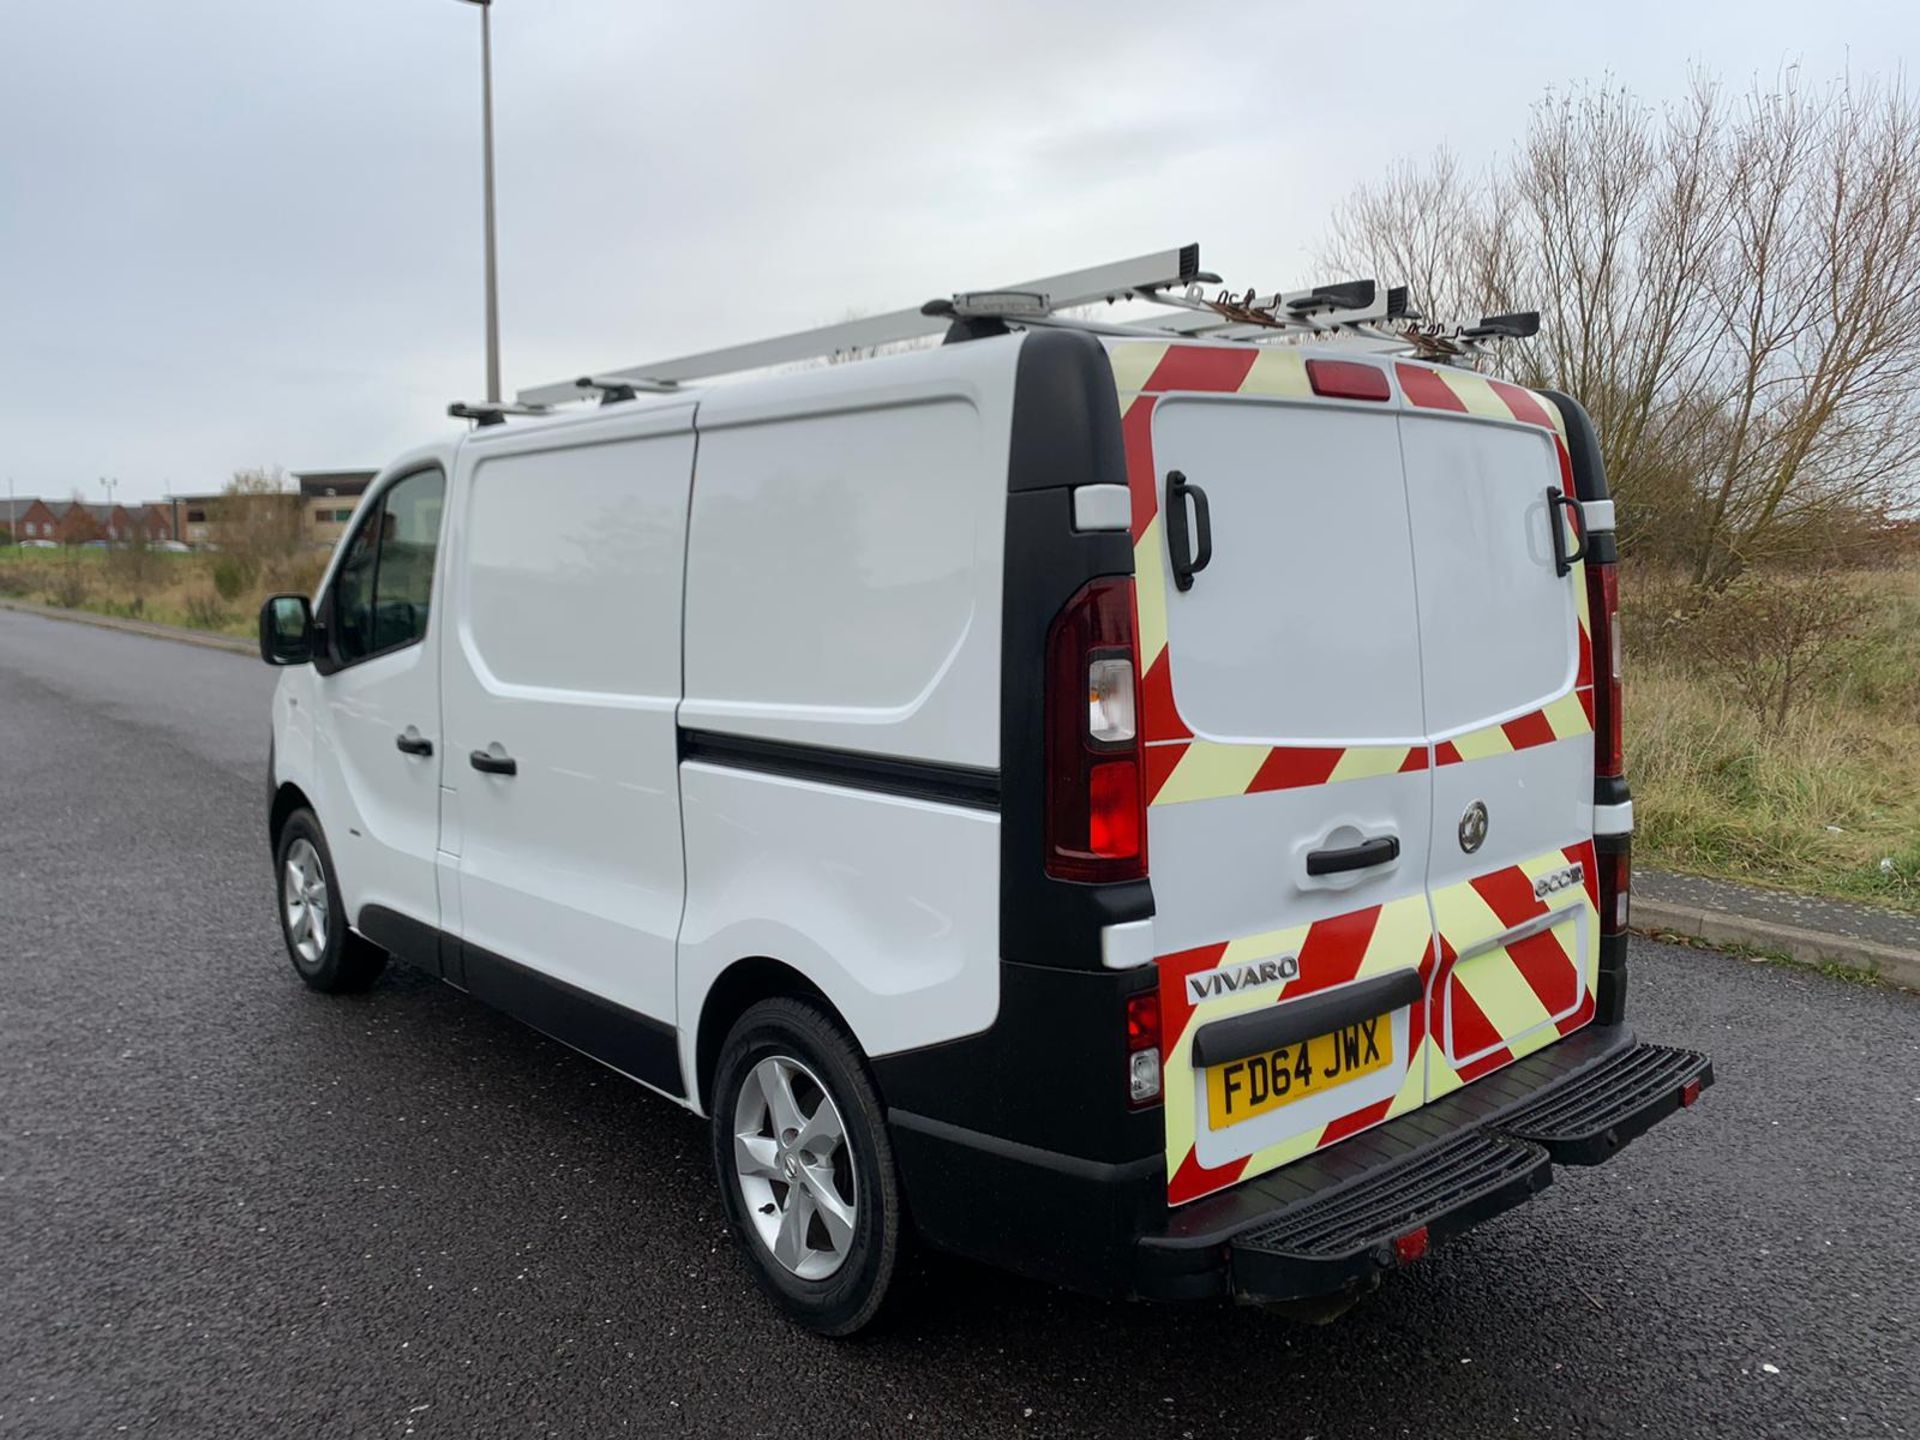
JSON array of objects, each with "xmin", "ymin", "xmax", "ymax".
[{"xmin": 2, "ymin": 1, "xmax": 1914, "ymax": 505}]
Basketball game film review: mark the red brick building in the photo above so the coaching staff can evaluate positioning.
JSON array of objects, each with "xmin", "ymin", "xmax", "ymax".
[{"xmin": 11, "ymin": 499, "xmax": 175, "ymax": 545}]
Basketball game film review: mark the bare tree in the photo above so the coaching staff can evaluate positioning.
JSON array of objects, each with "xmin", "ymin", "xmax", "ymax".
[{"xmin": 1319, "ymin": 70, "xmax": 1920, "ymax": 584}]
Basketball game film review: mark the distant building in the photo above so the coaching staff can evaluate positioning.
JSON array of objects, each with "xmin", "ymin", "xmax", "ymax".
[
  {"xmin": 8, "ymin": 499, "xmax": 172, "ymax": 545},
  {"xmin": 163, "ymin": 471, "xmax": 375, "ymax": 551},
  {"xmin": 295, "ymin": 470, "xmax": 377, "ymax": 550},
  {"xmin": 3, "ymin": 496, "xmax": 41, "ymax": 541}
]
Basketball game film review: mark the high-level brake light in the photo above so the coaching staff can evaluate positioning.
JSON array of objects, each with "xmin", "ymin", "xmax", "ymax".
[{"xmin": 1306, "ymin": 359, "xmax": 1391, "ymax": 402}]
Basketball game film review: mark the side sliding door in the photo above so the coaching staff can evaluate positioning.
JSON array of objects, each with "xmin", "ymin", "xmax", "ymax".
[{"xmin": 438, "ymin": 406, "xmax": 698, "ymax": 1098}]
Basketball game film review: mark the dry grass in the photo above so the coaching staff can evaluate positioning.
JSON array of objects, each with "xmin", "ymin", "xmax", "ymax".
[
  {"xmin": 1625, "ymin": 562, "xmax": 1920, "ymax": 910},
  {"xmin": 0, "ymin": 547, "xmax": 324, "ymax": 639}
]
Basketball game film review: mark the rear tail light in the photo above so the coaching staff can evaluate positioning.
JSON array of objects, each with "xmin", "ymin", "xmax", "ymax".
[
  {"xmin": 1126, "ymin": 990, "xmax": 1162, "ymax": 1107},
  {"xmin": 1045, "ymin": 578, "xmax": 1147, "ymax": 883},
  {"xmin": 1306, "ymin": 359, "xmax": 1391, "ymax": 402},
  {"xmin": 1587, "ymin": 561, "xmax": 1623, "ymax": 779}
]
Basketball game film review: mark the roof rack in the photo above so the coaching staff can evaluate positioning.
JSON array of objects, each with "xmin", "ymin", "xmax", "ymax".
[
  {"xmin": 498, "ymin": 245, "xmax": 1537, "ymax": 416},
  {"xmin": 516, "ymin": 246, "xmax": 1214, "ymax": 407},
  {"xmin": 448, "ymin": 400, "xmax": 554, "ymax": 428}
]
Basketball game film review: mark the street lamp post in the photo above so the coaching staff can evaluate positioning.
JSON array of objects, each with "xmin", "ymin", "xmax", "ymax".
[{"xmin": 455, "ymin": 0, "xmax": 501, "ymax": 402}]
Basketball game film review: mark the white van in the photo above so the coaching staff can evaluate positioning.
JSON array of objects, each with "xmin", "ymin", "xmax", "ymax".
[{"xmin": 259, "ymin": 249, "xmax": 1712, "ymax": 1334}]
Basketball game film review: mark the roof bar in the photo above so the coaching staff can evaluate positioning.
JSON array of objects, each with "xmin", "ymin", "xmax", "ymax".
[{"xmin": 517, "ymin": 245, "xmax": 1207, "ymax": 406}]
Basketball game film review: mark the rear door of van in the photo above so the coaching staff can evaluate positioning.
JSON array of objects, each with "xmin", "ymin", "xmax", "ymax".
[
  {"xmin": 1392, "ymin": 364, "xmax": 1601, "ymax": 1105},
  {"xmin": 1107, "ymin": 342, "xmax": 1598, "ymax": 1207},
  {"xmin": 1108, "ymin": 343, "xmax": 1440, "ymax": 1207}
]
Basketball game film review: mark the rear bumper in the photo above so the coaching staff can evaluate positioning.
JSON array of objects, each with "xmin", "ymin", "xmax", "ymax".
[{"xmin": 890, "ymin": 1022, "xmax": 1711, "ymax": 1304}]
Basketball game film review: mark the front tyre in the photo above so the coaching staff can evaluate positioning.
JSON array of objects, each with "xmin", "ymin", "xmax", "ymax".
[
  {"xmin": 274, "ymin": 808, "xmax": 386, "ymax": 993},
  {"xmin": 712, "ymin": 998, "xmax": 903, "ymax": 1336}
]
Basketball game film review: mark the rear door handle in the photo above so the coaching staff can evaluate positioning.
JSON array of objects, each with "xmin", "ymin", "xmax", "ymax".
[
  {"xmin": 1306, "ymin": 835, "xmax": 1400, "ymax": 876},
  {"xmin": 469, "ymin": 749, "xmax": 518, "ymax": 777},
  {"xmin": 1165, "ymin": 469, "xmax": 1213, "ymax": 592},
  {"xmin": 395, "ymin": 730, "xmax": 433, "ymax": 757},
  {"xmin": 1547, "ymin": 486, "xmax": 1587, "ymax": 577}
]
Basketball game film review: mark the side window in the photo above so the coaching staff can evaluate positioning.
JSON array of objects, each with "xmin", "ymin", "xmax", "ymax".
[
  {"xmin": 332, "ymin": 500, "xmax": 382, "ymax": 663},
  {"xmin": 329, "ymin": 469, "xmax": 446, "ymax": 666},
  {"xmin": 372, "ymin": 471, "xmax": 444, "ymax": 652}
]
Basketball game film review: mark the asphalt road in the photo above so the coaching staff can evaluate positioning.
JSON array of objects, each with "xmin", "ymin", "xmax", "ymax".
[{"xmin": 2, "ymin": 606, "xmax": 1916, "ymax": 1439}]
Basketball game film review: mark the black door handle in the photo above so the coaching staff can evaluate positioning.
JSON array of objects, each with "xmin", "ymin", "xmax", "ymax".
[
  {"xmin": 1306, "ymin": 835, "xmax": 1400, "ymax": 877},
  {"xmin": 469, "ymin": 749, "xmax": 517, "ymax": 777},
  {"xmin": 395, "ymin": 731, "xmax": 434, "ymax": 757},
  {"xmin": 1165, "ymin": 469, "xmax": 1213, "ymax": 592},
  {"xmin": 1547, "ymin": 487, "xmax": 1587, "ymax": 577}
]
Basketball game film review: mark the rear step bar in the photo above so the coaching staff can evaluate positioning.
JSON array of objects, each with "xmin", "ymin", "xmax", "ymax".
[
  {"xmin": 1135, "ymin": 1033, "xmax": 1712, "ymax": 1304},
  {"xmin": 1502, "ymin": 1042, "xmax": 1713, "ymax": 1165},
  {"xmin": 1231, "ymin": 1132, "xmax": 1550, "ymax": 1301},
  {"xmin": 1224, "ymin": 1042, "xmax": 1710, "ymax": 1303}
]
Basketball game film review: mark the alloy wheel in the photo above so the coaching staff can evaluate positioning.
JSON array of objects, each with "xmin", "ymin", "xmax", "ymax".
[{"xmin": 732, "ymin": 1055, "xmax": 858, "ymax": 1280}]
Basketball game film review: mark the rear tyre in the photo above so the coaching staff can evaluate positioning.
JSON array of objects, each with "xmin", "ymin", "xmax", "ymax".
[
  {"xmin": 274, "ymin": 808, "xmax": 386, "ymax": 994},
  {"xmin": 711, "ymin": 998, "xmax": 903, "ymax": 1337}
]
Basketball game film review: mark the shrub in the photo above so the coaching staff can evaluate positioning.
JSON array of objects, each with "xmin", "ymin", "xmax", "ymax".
[
  {"xmin": 211, "ymin": 555, "xmax": 251, "ymax": 601},
  {"xmin": 184, "ymin": 591, "xmax": 230, "ymax": 631},
  {"xmin": 1668, "ymin": 569, "xmax": 1868, "ymax": 732},
  {"xmin": 49, "ymin": 556, "xmax": 88, "ymax": 609}
]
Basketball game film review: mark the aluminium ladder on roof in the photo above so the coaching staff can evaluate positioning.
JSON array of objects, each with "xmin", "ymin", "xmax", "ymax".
[
  {"xmin": 515, "ymin": 245, "xmax": 1210, "ymax": 407},
  {"xmin": 491, "ymin": 244, "xmax": 1538, "ymax": 418}
]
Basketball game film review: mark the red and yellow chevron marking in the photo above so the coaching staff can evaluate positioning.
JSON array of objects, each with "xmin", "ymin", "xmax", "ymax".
[
  {"xmin": 1155, "ymin": 845, "xmax": 1602, "ymax": 1207},
  {"xmin": 1426, "ymin": 842, "xmax": 1600, "ymax": 1100},
  {"xmin": 1110, "ymin": 343, "xmax": 1596, "ymax": 800},
  {"xmin": 1157, "ymin": 892, "xmax": 1435, "ymax": 1207}
]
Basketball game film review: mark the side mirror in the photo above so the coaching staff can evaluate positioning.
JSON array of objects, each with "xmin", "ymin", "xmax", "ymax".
[{"xmin": 259, "ymin": 594, "xmax": 315, "ymax": 666}]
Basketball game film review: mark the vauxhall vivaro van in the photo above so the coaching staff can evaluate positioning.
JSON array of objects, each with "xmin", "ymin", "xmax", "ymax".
[{"xmin": 258, "ymin": 247, "xmax": 1712, "ymax": 1334}]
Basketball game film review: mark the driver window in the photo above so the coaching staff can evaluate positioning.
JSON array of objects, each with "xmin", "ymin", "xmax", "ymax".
[
  {"xmin": 329, "ymin": 468, "xmax": 445, "ymax": 666},
  {"xmin": 333, "ymin": 500, "xmax": 381, "ymax": 663}
]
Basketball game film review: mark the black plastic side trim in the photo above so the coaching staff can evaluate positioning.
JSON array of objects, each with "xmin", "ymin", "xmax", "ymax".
[
  {"xmin": 1539, "ymin": 391, "xmax": 1609, "ymax": 504},
  {"xmin": 461, "ymin": 938, "xmax": 686, "ymax": 1099},
  {"xmin": 890, "ymin": 1109, "xmax": 1164, "ymax": 1186},
  {"xmin": 357, "ymin": 903, "xmax": 443, "ymax": 978},
  {"xmin": 873, "ymin": 957, "xmax": 1164, "ymax": 1164},
  {"xmin": 1000, "ymin": 329, "xmax": 1153, "ymax": 970},
  {"xmin": 1190, "ymin": 970, "xmax": 1425, "ymax": 1068},
  {"xmin": 679, "ymin": 729, "xmax": 999, "ymax": 811}
]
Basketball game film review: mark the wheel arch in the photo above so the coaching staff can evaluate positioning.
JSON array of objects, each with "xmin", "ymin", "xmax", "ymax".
[
  {"xmin": 694, "ymin": 956, "xmax": 861, "ymax": 1114},
  {"xmin": 270, "ymin": 780, "xmax": 315, "ymax": 855}
]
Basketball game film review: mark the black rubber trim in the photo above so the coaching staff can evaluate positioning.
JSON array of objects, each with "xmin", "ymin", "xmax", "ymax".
[
  {"xmin": 1539, "ymin": 391, "xmax": 1609, "ymax": 503},
  {"xmin": 460, "ymin": 937, "xmax": 685, "ymax": 1099},
  {"xmin": 355, "ymin": 905, "xmax": 684, "ymax": 1097},
  {"xmin": 1594, "ymin": 830, "xmax": 1631, "ymax": 1024},
  {"xmin": 679, "ymin": 729, "xmax": 999, "ymax": 811},
  {"xmin": 356, "ymin": 902, "xmax": 443, "ymax": 978},
  {"xmin": 889, "ymin": 1109, "xmax": 1164, "ymax": 1187},
  {"xmin": 1190, "ymin": 970, "xmax": 1424, "ymax": 1069}
]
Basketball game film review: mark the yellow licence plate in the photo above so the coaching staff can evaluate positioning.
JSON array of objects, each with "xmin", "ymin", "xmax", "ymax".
[{"xmin": 1206, "ymin": 1017, "xmax": 1393, "ymax": 1129}]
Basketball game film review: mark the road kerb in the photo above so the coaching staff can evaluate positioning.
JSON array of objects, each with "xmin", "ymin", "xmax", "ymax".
[
  {"xmin": 1635, "ymin": 896, "xmax": 1920, "ymax": 993},
  {"xmin": 0, "ymin": 598, "xmax": 254, "ymax": 656}
]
